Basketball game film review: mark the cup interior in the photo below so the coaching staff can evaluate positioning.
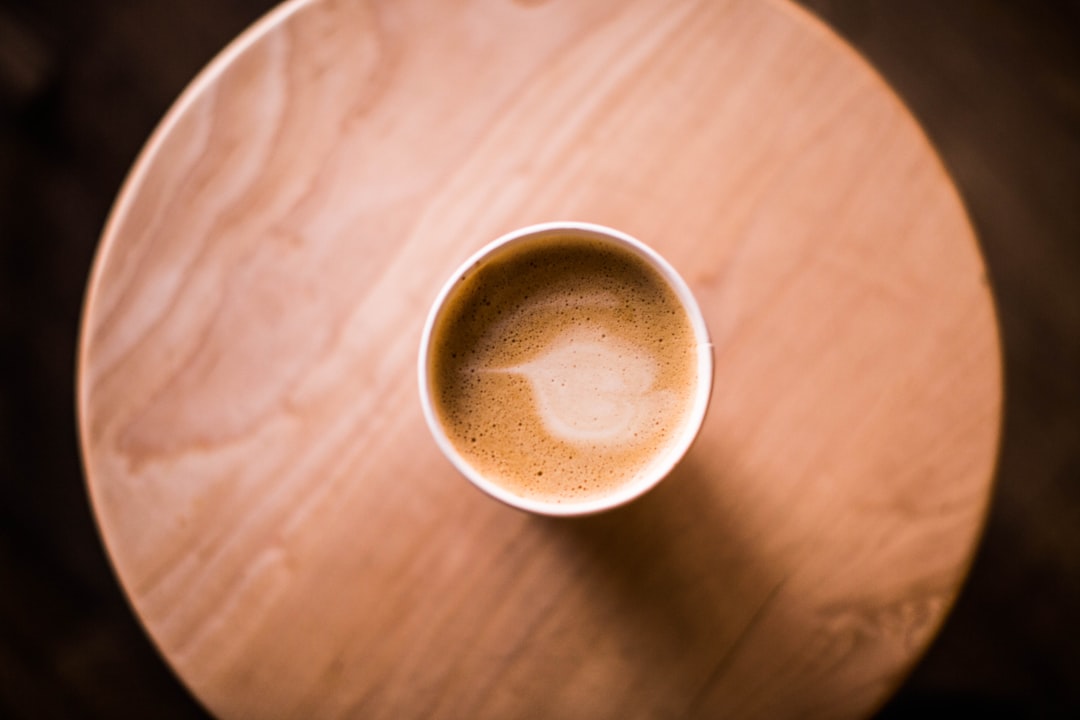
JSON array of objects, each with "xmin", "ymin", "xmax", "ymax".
[{"xmin": 418, "ymin": 222, "xmax": 713, "ymax": 516}]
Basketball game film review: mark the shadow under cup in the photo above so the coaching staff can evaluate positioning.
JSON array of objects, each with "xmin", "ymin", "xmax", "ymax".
[{"xmin": 418, "ymin": 222, "xmax": 713, "ymax": 516}]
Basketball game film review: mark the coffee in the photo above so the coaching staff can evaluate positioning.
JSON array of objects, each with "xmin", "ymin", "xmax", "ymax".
[{"xmin": 426, "ymin": 232, "xmax": 700, "ymax": 504}]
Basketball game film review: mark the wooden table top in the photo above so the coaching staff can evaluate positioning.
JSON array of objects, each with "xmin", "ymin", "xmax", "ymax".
[{"xmin": 77, "ymin": 0, "xmax": 1002, "ymax": 717}]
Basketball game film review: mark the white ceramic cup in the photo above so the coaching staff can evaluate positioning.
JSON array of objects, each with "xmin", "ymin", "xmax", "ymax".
[{"xmin": 418, "ymin": 222, "xmax": 713, "ymax": 516}]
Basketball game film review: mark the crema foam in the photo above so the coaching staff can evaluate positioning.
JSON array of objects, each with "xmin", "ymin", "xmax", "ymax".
[{"xmin": 428, "ymin": 234, "xmax": 699, "ymax": 503}]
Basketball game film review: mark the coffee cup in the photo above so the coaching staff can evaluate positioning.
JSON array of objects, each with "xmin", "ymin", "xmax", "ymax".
[{"xmin": 418, "ymin": 222, "xmax": 713, "ymax": 516}]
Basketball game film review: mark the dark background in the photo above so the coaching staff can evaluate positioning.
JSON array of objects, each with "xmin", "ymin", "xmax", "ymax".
[{"xmin": 1, "ymin": 0, "xmax": 1077, "ymax": 717}]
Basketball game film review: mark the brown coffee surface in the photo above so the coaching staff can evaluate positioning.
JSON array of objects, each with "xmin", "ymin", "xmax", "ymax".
[{"xmin": 428, "ymin": 234, "xmax": 699, "ymax": 504}]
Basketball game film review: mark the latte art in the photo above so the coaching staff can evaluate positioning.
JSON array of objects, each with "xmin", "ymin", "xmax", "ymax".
[
  {"xmin": 495, "ymin": 327, "xmax": 674, "ymax": 445},
  {"xmin": 427, "ymin": 233, "xmax": 700, "ymax": 503}
]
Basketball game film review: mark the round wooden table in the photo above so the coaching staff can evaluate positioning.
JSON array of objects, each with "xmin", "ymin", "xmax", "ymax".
[{"xmin": 78, "ymin": 0, "xmax": 1002, "ymax": 717}]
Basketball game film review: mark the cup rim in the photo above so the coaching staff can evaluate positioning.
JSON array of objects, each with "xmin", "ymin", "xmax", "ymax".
[{"xmin": 417, "ymin": 221, "xmax": 713, "ymax": 517}]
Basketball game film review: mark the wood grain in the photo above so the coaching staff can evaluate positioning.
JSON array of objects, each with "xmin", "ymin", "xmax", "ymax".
[{"xmin": 77, "ymin": 0, "xmax": 1002, "ymax": 718}]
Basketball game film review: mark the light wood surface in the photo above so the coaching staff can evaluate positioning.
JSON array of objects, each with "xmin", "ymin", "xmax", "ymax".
[{"xmin": 77, "ymin": 0, "xmax": 1002, "ymax": 717}]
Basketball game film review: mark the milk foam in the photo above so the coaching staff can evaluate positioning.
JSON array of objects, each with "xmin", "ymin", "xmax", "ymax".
[{"xmin": 492, "ymin": 326, "xmax": 673, "ymax": 446}]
